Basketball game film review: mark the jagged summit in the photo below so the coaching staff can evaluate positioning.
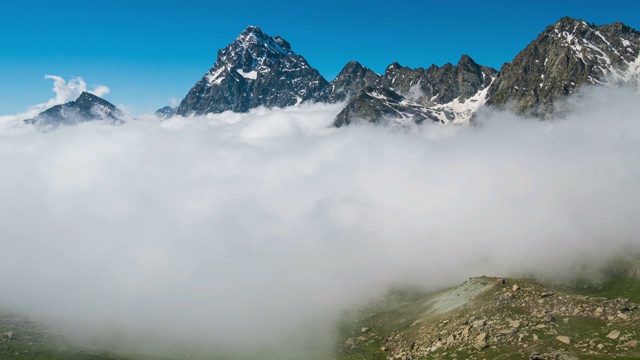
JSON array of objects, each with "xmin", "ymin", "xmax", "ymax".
[
  {"xmin": 170, "ymin": 18, "xmax": 640, "ymax": 126},
  {"xmin": 487, "ymin": 16, "xmax": 640, "ymax": 117},
  {"xmin": 333, "ymin": 54, "xmax": 497, "ymax": 127},
  {"xmin": 457, "ymin": 54, "xmax": 477, "ymax": 67},
  {"xmin": 25, "ymin": 92, "xmax": 124, "ymax": 128},
  {"xmin": 175, "ymin": 26, "xmax": 328, "ymax": 116},
  {"xmin": 318, "ymin": 60, "xmax": 380, "ymax": 102}
]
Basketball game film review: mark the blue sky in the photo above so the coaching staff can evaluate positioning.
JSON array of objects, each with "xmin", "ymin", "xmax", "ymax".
[{"xmin": 1, "ymin": 0, "xmax": 639, "ymax": 114}]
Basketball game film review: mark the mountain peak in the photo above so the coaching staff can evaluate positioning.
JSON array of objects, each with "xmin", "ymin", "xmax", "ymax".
[
  {"xmin": 487, "ymin": 17, "xmax": 640, "ymax": 117},
  {"xmin": 237, "ymin": 25, "xmax": 277, "ymax": 47},
  {"xmin": 457, "ymin": 54, "xmax": 478, "ymax": 67},
  {"xmin": 242, "ymin": 25, "xmax": 262, "ymax": 33},
  {"xmin": 25, "ymin": 92, "xmax": 123, "ymax": 128},
  {"xmin": 176, "ymin": 26, "xmax": 328, "ymax": 115},
  {"xmin": 76, "ymin": 91, "xmax": 100, "ymax": 102},
  {"xmin": 549, "ymin": 16, "xmax": 590, "ymax": 32}
]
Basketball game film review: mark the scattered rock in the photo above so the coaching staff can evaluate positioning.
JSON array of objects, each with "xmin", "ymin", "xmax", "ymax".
[
  {"xmin": 462, "ymin": 325, "xmax": 471, "ymax": 336},
  {"xmin": 474, "ymin": 332, "xmax": 488, "ymax": 350},
  {"xmin": 446, "ymin": 334, "xmax": 455, "ymax": 344},
  {"xmin": 344, "ymin": 338, "xmax": 355, "ymax": 349},
  {"xmin": 607, "ymin": 330, "xmax": 621, "ymax": 340},
  {"xmin": 572, "ymin": 308, "xmax": 581, "ymax": 315},
  {"xmin": 621, "ymin": 340, "xmax": 639, "ymax": 348},
  {"xmin": 512, "ymin": 284, "xmax": 520, "ymax": 291},
  {"xmin": 556, "ymin": 336, "xmax": 571, "ymax": 344},
  {"xmin": 473, "ymin": 319, "xmax": 486, "ymax": 328},
  {"xmin": 361, "ymin": 327, "xmax": 370, "ymax": 333},
  {"xmin": 1, "ymin": 331, "xmax": 13, "ymax": 340},
  {"xmin": 594, "ymin": 307, "xmax": 604, "ymax": 316}
]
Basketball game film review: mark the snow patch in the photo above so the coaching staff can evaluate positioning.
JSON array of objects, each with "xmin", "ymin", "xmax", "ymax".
[
  {"xmin": 431, "ymin": 77, "xmax": 495, "ymax": 125},
  {"xmin": 236, "ymin": 69, "xmax": 258, "ymax": 80},
  {"xmin": 206, "ymin": 68, "xmax": 225, "ymax": 85}
]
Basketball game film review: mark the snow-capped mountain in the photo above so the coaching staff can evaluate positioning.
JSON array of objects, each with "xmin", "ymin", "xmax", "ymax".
[
  {"xmin": 175, "ymin": 26, "xmax": 328, "ymax": 116},
  {"xmin": 25, "ymin": 92, "xmax": 124, "ymax": 128},
  {"xmin": 487, "ymin": 16, "xmax": 640, "ymax": 117},
  {"xmin": 164, "ymin": 17, "xmax": 640, "ymax": 126}
]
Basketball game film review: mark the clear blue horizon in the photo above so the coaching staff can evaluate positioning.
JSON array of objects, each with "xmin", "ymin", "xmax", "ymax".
[{"xmin": 1, "ymin": 0, "xmax": 639, "ymax": 115}]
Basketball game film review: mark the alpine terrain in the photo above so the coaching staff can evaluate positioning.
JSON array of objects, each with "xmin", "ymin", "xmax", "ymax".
[
  {"xmin": 334, "ymin": 55, "xmax": 497, "ymax": 126},
  {"xmin": 25, "ymin": 18, "xmax": 640, "ymax": 128},
  {"xmin": 175, "ymin": 25, "xmax": 328, "ymax": 116},
  {"xmin": 24, "ymin": 92, "xmax": 125, "ymax": 128},
  {"xmin": 487, "ymin": 16, "xmax": 640, "ymax": 118}
]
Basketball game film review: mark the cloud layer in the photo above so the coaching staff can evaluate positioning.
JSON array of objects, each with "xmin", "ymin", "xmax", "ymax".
[{"xmin": 0, "ymin": 86, "xmax": 639, "ymax": 357}]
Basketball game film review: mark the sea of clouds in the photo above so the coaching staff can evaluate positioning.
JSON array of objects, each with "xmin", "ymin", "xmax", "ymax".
[{"xmin": 0, "ymin": 78, "xmax": 639, "ymax": 357}]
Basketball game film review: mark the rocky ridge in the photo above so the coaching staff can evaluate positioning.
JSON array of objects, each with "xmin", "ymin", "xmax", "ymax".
[
  {"xmin": 335, "ymin": 55, "xmax": 497, "ymax": 126},
  {"xmin": 170, "ymin": 17, "xmax": 640, "ymax": 126},
  {"xmin": 32, "ymin": 18, "xmax": 639, "ymax": 126},
  {"xmin": 487, "ymin": 16, "xmax": 640, "ymax": 117},
  {"xmin": 170, "ymin": 25, "xmax": 497, "ymax": 125}
]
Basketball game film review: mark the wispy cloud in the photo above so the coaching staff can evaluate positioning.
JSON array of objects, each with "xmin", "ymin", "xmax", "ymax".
[{"xmin": 0, "ymin": 76, "xmax": 111, "ymax": 128}]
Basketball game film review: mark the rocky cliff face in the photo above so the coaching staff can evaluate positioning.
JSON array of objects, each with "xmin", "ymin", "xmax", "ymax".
[
  {"xmin": 335, "ymin": 55, "xmax": 497, "ymax": 127},
  {"xmin": 25, "ymin": 92, "xmax": 124, "ymax": 128},
  {"xmin": 176, "ymin": 26, "xmax": 329, "ymax": 116},
  {"xmin": 487, "ymin": 17, "xmax": 640, "ymax": 118},
  {"xmin": 319, "ymin": 61, "xmax": 380, "ymax": 102},
  {"xmin": 334, "ymin": 87, "xmax": 438, "ymax": 127},
  {"xmin": 378, "ymin": 55, "xmax": 496, "ymax": 105}
]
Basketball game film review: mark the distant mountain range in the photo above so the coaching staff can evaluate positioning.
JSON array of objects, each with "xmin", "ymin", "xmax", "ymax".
[{"xmin": 26, "ymin": 17, "xmax": 640, "ymax": 128}]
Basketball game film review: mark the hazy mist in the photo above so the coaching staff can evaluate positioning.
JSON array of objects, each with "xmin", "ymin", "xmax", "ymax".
[{"xmin": 0, "ymin": 84, "xmax": 639, "ymax": 357}]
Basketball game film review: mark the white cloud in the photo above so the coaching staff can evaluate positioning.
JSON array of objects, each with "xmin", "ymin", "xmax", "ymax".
[
  {"xmin": 0, "ymin": 87, "xmax": 638, "ymax": 357},
  {"xmin": 40, "ymin": 75, "xmax": 110, "ymax": 109},
  {"xmin": 0, "ymin": 76, "xmax": 111, "ymax": 128}
]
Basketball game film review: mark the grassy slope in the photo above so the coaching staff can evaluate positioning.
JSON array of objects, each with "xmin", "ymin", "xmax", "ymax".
[
  {"xmin": 336, "ymin": 274, "xmax": 640, "ymax": 360},
  {"xmin": 2, "ymin": 272, "xmax": 640, "ymax": 359}
]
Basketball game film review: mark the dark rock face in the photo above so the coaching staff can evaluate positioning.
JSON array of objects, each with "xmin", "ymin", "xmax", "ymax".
[
  {"xmin": 378, "ymin": 55, "xmax": 497, "ymax": 105},
  {"xmin": 318, "ymin": 61, "xmax": 380, "ymax": 102},
  {"xmin": 334, "ymin": 87, "xmax": 445, "ymax": 127},
  {"xmin": 155, "ymin": 106, "xmax": 176, "ymax": 119},
  {"xmin": 335, "ymin": 55, "xmax": 497, "ymax": 127},
  {"xmin": 176, "ymin": 26, "xmax": 329, "ymax": 116},
  {"xmin": 25, "ymin": 92, "xmax": 124, "ymax": 127},
  {"xmin": 175, "ymin": 18, "xmax": 640, "ymax": 127},
  {"xmin": 487, "ymin": 17, "xmax": 640, "ymax": 118}
]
